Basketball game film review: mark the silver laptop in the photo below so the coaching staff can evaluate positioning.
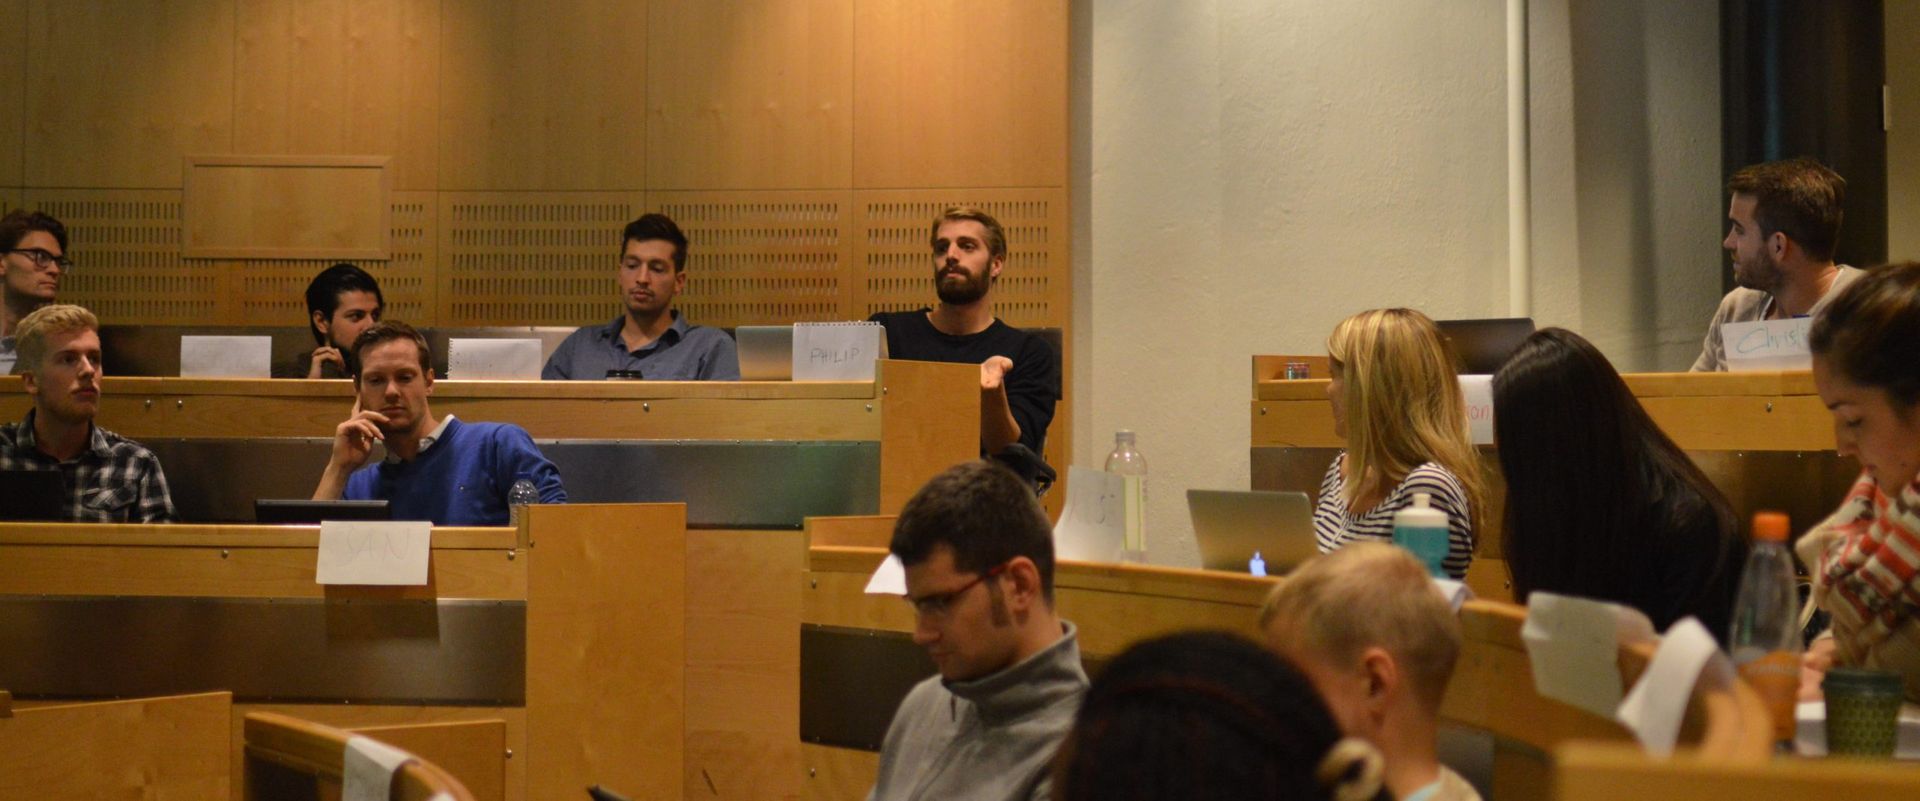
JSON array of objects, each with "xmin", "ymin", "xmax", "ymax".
[
  {"xmin": 735, "ymin": 325, "xmax": 794, "ymax": 380},
  {"xmin": 1187, "ymin": 489, "xmax": 1318, "ymax": 573}
]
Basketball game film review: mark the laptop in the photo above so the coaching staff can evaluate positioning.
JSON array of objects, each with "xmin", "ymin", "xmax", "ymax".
[
  {"xmin": 1187, "ymin": 489, "xmax": 1318, "ymax": 573},
  {"xmin": 735, "ymin": 325, "xmax": 794, "ymax": 381},
  {"xmin": 1435, "ymin": 318, "xmax": 1535, "ymax": 374},
  {"xmin": 0, "ymin": 469, "xmax": 66, "ymax": 521},
  {"xmin": 254, "ymin": 499, "xmax": 392, "ymax": 524}
]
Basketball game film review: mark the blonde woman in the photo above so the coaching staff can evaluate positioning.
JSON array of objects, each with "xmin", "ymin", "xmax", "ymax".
[{"xmin": 1313, "ymin": 308, "xmax": 1484, "ymax": 578}]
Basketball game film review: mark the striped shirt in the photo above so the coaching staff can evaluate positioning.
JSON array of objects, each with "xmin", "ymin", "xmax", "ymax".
[
  {"xmin": 0, "ymin": 410, "xmax": 177, "ymax": 523},
  {"xmin": 1313, "ymin": 452, "xmax": 1474, "ymax": 578}
]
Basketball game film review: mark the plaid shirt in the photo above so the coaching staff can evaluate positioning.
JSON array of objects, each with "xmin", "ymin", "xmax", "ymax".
[{"xmin": 0, "ymin": 410, "xmax": 177, "ymax": 523}]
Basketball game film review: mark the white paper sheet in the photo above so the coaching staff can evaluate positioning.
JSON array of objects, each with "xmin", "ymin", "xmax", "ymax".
[
  {"xmin": 447, "ymin": 338, "xmax": 542, "ymax": 380},
  {"xmin": 343, "ymin": 735, "xmax": 414, "ymax": 801},
  {"xmin": 1459, "ymin": 375, "xmax": 1495, "ymax": 445},
  {"xmin": 1052, "ymin": 466, "xmax": 1127, "ymax": 563},
  {"xmin": 865, "ymin": 553, "xmax": 907, "ymax": 595},
  {"xmin": 792, "ymin": 322, "xmax": 883, "ymax": 381},
  {"xmin": 1432, "ymin": 578, "xmax": 1472, "ymax": 612},
  {"xmin": 316, "ymin": 521, "xmax": 433, "ymax": 586},
  {"xmin": 1722, "ymin": 317, "xmax": 1814, "ymax": 371},
  {"xmin": 1521, "ymin": 593, "xmax": 1657, "ymax": 719},
  {"xmin": 180, "ymin": 335, "xmax": 272, "ymax": 378},
  {"xmin": 1617, "ymin": 617, "xmax": 1731, "ymax": 756}
]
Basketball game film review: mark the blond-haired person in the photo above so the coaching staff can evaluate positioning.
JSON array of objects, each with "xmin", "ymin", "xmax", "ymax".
[
  {"xmin": 1263, "ymin": 542, "xmax": 1479, "ymax": 801},
  {"xmin": 0, "ymin": 304, "xmax": 175, "ymax": 522},
  {"xmin": 1316, "ymin": 308, "xmax": 1484, "ymax": 577}
]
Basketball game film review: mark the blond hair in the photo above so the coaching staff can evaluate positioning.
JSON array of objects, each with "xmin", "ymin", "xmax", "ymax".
[
  {"xmin": 929, "ymin": 205, "xmax": 1008, "ymax": 262},
  {"xmin": 1325, "ymin": 308, "xmax": 1485, "ymax": 526},
  {"xmin": 13, "ymin": 303, "xmax": 98, "ymax": 375},
  {"xmin": 1261, "ymin": 542, "xmax": 1462, "ymax": 711}
]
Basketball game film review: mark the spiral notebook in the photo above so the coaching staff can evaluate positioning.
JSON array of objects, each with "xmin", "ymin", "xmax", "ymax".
[{"xmin": 791, "ymin": 322, "xmax": 887, "ymax": 381}]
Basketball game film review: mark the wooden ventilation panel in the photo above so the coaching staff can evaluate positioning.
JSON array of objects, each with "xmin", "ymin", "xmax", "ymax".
[
  {"xmin": 228, "ymin": 192, "xmax": 436, "ymax": 326},
  {"xmin": 852, "ymin": 189, "xmax": 1069, "ymax": 330},
  {"xmin": 653, "ymin": 191, "xmax": 854, "ymax": 326},
  {"xmin": 25, "ymin": 190, "xmax": 217, "ymax": 325},
  {"xmin": 436, "ymin": 192, "xmax": 645, "ymax": 326}
]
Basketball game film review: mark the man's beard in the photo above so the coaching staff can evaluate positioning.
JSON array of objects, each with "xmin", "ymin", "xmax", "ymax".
[
  {"xmin": 1732, "ymin": 249, "xmax": 1783, "ymax": 292},
  {"xmin": 934, "ymin": 268, "xmax": 990, "ymax": 305}
]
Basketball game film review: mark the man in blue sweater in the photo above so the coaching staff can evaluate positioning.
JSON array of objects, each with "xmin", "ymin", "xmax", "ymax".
[{"xmin": 312, "ymin": 320, "xmax": 566, "ymax": 525}]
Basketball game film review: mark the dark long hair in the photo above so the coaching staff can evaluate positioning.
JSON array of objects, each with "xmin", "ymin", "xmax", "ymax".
[
  {"xmin": 1492, "ymin": 328, "xmax": 1745, "ymax": 635},
  {"xmin": 1053, "ymin": 631, "xmax": 1388, "ymax": 801}
]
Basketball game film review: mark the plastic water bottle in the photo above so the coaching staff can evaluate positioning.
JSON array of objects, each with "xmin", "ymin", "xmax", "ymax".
[
  {"xmin": 1728, "ymin": 511, "xmax": 1802, "ymax": 746},
  {"xmin": 1104, "ymin": 430, "xmax": 1147, "ymax": 563},
  {"xmin": 508, "ymin": 478, "xmax": 539, "ymax": 527},
  {"xmin": 1248, "ymin": 550, "xmax": 1267, "ymax": 577},
  {"xmin": 1392, "ymin": 492, "xmax": 1450, "ymax": 577}
]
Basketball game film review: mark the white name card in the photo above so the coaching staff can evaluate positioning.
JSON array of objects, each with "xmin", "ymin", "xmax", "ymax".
[
  {"xmin": 792, "ymin": 322, "xmax": 883, "ymax": 381},
  {"xmin": 447, "ymin": 338, "xmax": 543, "ymax": 380},
  {"xmin": 1052, "ymin": 466, "xmax": 1128, "ymax": 563},
  {"xmin": 316, "ymin": 521, "xmax": 432, "ymax": 586},
  {"xmin": 1520, "ymin": 592, "xmax": 1656, "ymax": 720},
  {"xmin": 180, "ymin": 335, "xmax": 272, "ymax": 378},
  {"xmin": 1459, "ymin": 374, "xmax": 1495, "ymax": 445},
  {"xmin": 865, "ymin": 553, "xmax": 908, "ymax": 595},
  {"xmin": 1722, "ymin": 317, "xmax": 1813, "ymax": 371},
  {"xmin": 342, "ymin": 735, "xmax": 415, "ymax": 801}
]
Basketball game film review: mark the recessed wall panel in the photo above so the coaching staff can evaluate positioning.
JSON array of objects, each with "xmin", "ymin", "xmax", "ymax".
[
  {"xmin": 183, "ymin": 156, "xmax": 391, "ymax": 260},
  {"xmin": 436, "ymin": 192, "xmax": 645, "ymax": 325}
]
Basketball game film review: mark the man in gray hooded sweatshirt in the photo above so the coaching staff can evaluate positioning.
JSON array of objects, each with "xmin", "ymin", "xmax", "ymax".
[{"xmin": 869, "ymin": 460, "xmax": 1088, "ymax": 801}]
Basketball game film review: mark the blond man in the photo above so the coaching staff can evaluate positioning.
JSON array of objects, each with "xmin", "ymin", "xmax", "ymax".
[
  {"xmin": 0, "ymin": 304, "xmax": 175, "ymax": 522},
  {"xmin": 1261, "ymin": 542, "xmax": 1478, "ymax": 801}
]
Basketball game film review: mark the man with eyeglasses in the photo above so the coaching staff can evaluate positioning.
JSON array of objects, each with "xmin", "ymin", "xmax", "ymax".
[
  {"xmin": 540, "ymin": 213, "xmax": 739, "ymax": 380},
  {"xmin": 0, "ymin": 210, "xmax": 72, "ymax": 375},
  {"xmin": 869, "ymin": 460, "xmax": 1086, "ymax": 801}
]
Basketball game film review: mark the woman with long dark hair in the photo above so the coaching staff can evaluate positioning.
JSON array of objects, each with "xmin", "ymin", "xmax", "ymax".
[{"xmin": 1492, "ymin": 327, "xmax": 1747, "ymax": 637}]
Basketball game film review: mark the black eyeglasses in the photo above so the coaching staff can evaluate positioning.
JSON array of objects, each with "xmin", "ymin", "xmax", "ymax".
[
  {"xmin": 5, "ymin": 248, "xmax": 73, "ymax": 271},
  {"xmin": 903, "ymin": 562, "xmax": 1008, "ymax": 618}
]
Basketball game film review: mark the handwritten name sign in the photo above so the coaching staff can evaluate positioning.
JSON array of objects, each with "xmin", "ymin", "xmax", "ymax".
[
  {"xmin": 1459, "ymin": 374, "xmax": 1495, "ymax": 445},
  {"xmin": 181, "ymin": 335, "xmax": 272, "ymax": 378},
  {"xmin": 1722, "ymin": 318, "xmax": 1813, "ymax": 371},
  {"xmin": 448, "ymin": 338, "xmax": 543, "ymax": 380},
  {"xmin": 315, "ymin": 521, "xmax": 432, "ymax": 585},
  {"xmin": 1052, "ymin": 466, "xmax": 1127, "ymax": 562},
  {"xmin": 792, "ymin": 322, "xmax": 884, "ymax": 381}
]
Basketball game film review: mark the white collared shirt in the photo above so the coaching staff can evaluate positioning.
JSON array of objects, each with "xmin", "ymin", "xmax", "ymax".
[{"xmin": 387, "ymin": 414, "xmax": 456, "ymax": 463}]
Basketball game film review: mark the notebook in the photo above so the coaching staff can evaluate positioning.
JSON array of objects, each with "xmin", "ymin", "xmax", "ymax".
[
  {"xmin": 1187, "ymin": 489, "xmax": 1317, "ymax": 573},
  {"xmin": 254, "ymin": 499, "xmax": 392, "ymax": 525}
]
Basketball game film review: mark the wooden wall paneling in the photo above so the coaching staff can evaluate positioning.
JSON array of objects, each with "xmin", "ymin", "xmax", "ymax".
[
  {"xmin": 183, "ymin": 156, "xmax": 391, "ymax": 260},
  {"xmin": 233, "ymin": 0, "xmax": 440, "ymax": 191},
  {"xmin": 850, "ymin": 0, "xmax": 1069, "ymax": 189},
  {"xmin": 238, "ymin": 704, "xmax": 527, "ymax": 801},
  {"xmin": 25, "ymin": 0, "xmax": 236, "ymax": 188},
  {"xmin": 435, "ymin": 192, "xmax": 645, "ymax": 325},
  {"xmin": 801, "ymin": 743, "xmax": 879, "ymax": 801},
  {"xmin": 0, "ymin": 0, "xmax": 22, "ymax": 187},
  {"xmin": 0, "ymin": 692, "xmax": 232, "ymax": 801},
  {"xmin": 0, "ymin": 188, "xmax": 18, "ymax": 214},
  {"xmin": 225, "ymin": 192, "xmax": 435, "ymax": 327},
  {"xmin": 22, "ymin": 189, "xmax": 218, "ymax": 325},
  {"xmin": 647, "ymin": 0, "xmax": 853, "ymax": 190},
  {"xmin": 684, "ymin": 529, "xmax": 806, "ymax": 801},
  {"xmin": 650, "ymin": 190, "xmax": 854, "ymax": 327},
  {"xmin": 438, "ymin": 0, "xmax": 648, "ymax": 191}
]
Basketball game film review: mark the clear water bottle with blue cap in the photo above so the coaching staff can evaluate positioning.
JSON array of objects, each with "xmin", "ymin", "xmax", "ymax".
[{"xmin": 509, "ymin": 478, "xmax": 538, "ymax": 527}]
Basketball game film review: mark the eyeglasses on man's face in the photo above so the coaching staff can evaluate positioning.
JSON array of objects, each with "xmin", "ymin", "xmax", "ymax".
[
  {"xmin": 5, "ymin": 248, "xmax": 73, "ymax": 271},
  {"xmin": 903, "ymin": 562, "xmax": 1009, "ymax": 619}
]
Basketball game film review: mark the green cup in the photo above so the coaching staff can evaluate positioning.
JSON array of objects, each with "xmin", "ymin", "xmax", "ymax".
[{"xmin": 1823, "ymin": 668, "xmax": 1903, "ymax": 757}]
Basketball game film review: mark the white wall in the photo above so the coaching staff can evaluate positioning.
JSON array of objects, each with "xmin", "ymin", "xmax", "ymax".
[{"xmin": 1074, "ymin": 0, "xmax": 1723, "ymax": 566}]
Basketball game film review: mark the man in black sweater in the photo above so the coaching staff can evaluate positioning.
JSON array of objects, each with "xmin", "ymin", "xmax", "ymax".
[{"xmin": 869, "ymin": 206, "xmax": 1060, "ymax": 456}]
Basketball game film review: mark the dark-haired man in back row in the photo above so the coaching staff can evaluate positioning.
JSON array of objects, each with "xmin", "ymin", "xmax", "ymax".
[
  {"xmin": 542, "ymin": 213, "xmax": 739, "ymax": 380},
  {"xmin": 0, "ymin": 210, "xmax": 70, "ymax": 375},
  {"xmin": 287, "ymin": 262, "xmax": 384, "ymax": 379}
]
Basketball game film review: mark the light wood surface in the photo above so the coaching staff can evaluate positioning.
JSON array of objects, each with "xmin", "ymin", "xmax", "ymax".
[
  {"xmin": 0, "ymin": 692, "xmax": 232, "ymax": 801},
  {"xmin": 0, "ymin": 0, "xmax": 21, "ymax": 188},
  {"xmin": 851, "ymin": 1, "xmax": 1068, "ymax": 188},
  {"xmin": 233, "ymin": 0, "xmax": 440, "ymax": 191},
  {"xmin": 801, "ymin": 742, "xmax": 880, "ymax": 801},
  {"xmin": 183, "ymin": 155, "xmax": 393, "ymax": 260},
  {"xmin": 525, "ymin": 503, "xmax": 686, "ymax": 801},
  {"xmin": 647, "ymin": 1, "xmax": 853, "ymax": 190},
  {"xmin": 878, "ymin": 360, "xmax": 980, "ymax": 510},
  {"xmin": 349, "ymin": 719, "xmax": 508, "ymax": 801},
  {"xmin": 437, "ymin": 0, "xmax": 648, "ymax": 191},
  {"xmin": 26, "ymin": 0, "xmax": 236, "ymax": 188},
  {"xmin": 238, "ymin": 704, "xmax": 525, "ymax": 801},
  {"xmin": 804, "ymin": 515, "xmax": 897, "ymax": 549},
  {"xmin": 685, "ymin": 528, "xmax": 807, "ymax": 801},
  {"xmin": 243, "ymin": 711, "xmax": 477, "ymax": 801},
  {"xmin": 1555, "ymin": 741, "xmax": 1920, "ymax": 800}
]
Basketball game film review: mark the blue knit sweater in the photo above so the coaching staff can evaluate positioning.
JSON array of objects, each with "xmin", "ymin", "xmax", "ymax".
[{"xmin": 344, "ymin": 417, "xmax": 566, "ymax": 525}]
